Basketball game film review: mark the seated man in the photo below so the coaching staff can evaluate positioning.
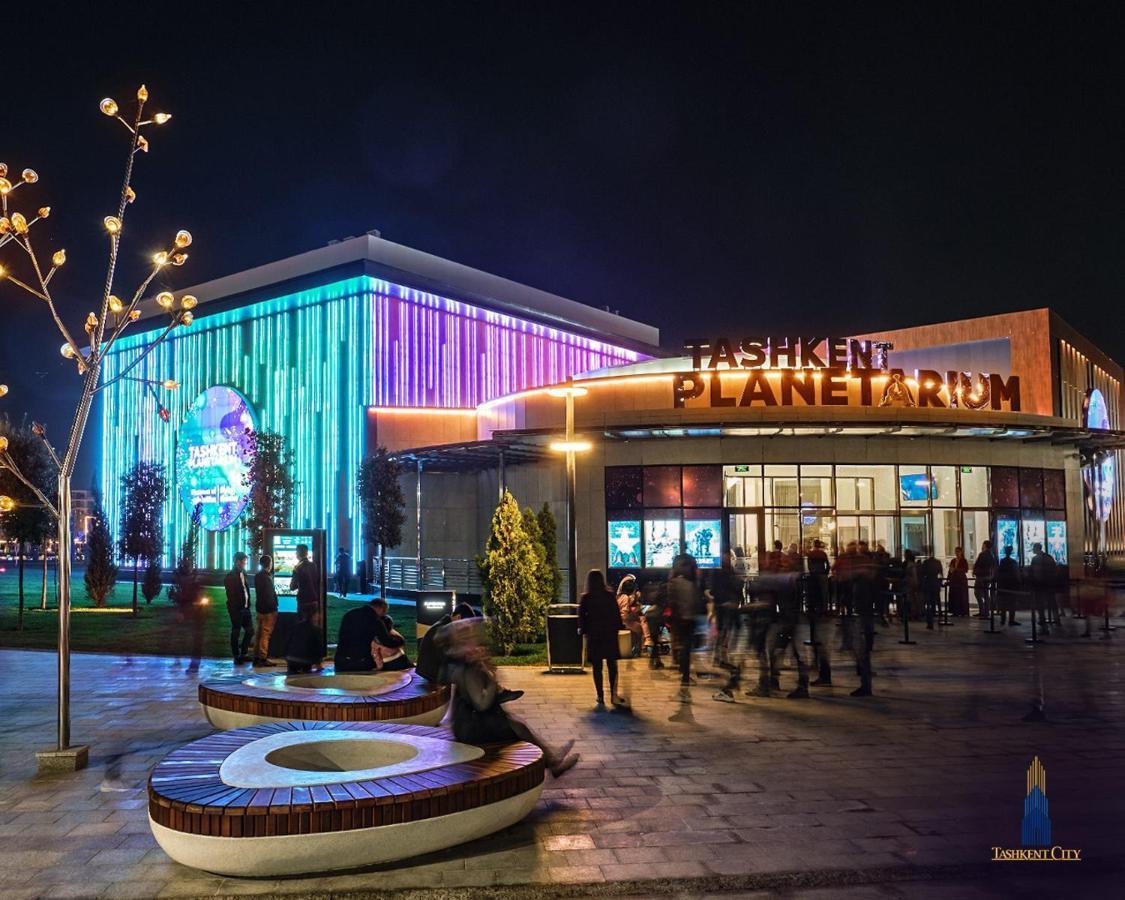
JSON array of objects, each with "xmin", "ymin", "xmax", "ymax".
[
  {"xmin": 335, "ymin": 597, "xmax": 412, "ymax": 672},
  {"xmin": 416, "ymin": 602, "xmax": 477, "ymax": 681}
]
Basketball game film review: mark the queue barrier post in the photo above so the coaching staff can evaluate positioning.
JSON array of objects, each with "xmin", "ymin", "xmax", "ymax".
[
  {"xmin": 985, "ymin": 580, "xmax": 1000, "ymax": 634},
  {"xmin": 898, "ymin": 590, "xmax": 916, "ymax": 645}
]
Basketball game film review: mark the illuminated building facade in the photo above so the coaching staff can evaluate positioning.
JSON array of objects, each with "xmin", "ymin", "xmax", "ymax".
[{"xmin": 99, "ymin": 236, "xmax": 654, "ymax": 570}]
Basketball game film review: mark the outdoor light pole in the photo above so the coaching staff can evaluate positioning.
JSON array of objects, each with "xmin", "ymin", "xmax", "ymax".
[{"xmin": 548, "ymin": 384, "xmax": 590, "ymax": 604}]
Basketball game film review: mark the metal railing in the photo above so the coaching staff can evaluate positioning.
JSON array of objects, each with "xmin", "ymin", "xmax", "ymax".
[{"xmin": 380, "ymin": 556, "xmax": 571, "ymax": 599}]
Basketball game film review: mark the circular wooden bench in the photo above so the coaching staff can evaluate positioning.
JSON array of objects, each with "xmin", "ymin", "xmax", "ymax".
[
  {"xmin": 148, "ymin": 721, "xmax": 545, "ymax": 876},
  {"xmin": 198, "ymin": 669, "xmax": 449, "ymax": 730}
]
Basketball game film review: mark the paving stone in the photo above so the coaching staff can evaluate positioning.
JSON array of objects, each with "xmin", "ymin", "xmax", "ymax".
[{"xmin": 0, "ymin": 623, "xmax": 1122, "ymax": 896}]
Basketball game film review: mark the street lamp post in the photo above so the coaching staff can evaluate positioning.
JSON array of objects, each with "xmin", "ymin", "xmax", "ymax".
[{"xmin": 548, "ymin": 384, "xmax": 591, "ymax": 604}]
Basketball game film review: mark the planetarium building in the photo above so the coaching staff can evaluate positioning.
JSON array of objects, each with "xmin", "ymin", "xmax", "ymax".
[{"xmin": 101, "ymin": 240, "xmax": 1125, "ymax": 597}]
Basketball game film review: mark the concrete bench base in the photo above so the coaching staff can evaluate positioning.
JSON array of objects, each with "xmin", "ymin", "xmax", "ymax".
[
  {"xmin": 150, "ymin": 784, "xmax": 541, "ymax": 876},
  {"xmin": 147, "ymin": 721, "xmax": 544, "ymax": 877},
  {"xmin": 199, "ymin": 669, "xmax": 448, "ymax": 730}
]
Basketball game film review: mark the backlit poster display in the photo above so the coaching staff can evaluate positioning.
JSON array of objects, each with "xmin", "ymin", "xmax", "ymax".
[
  {"xmin": 997, "ymin": 518, "xmax": 1019, "ymax": 561},
  {"xmin": 607, "ymin": 520, "xmax": 642, "ymax": 568},
  {"xmin": 1046, "ymin": 521, "xmax": 1067, "ymax": 565},
  {"xmin": 1021, "ymin": 518, "xmax": 1045, "ymax": 566},
  {"xmin": 684, "ymin": 519, "xmax": 721, "ymax": 567},
  {"xmin": 644, "ymin": 519, "xmax": 681, "ymax": 568},
  {"xmin": 174, "ymin": 386, "xmax": 257, "ymax": 530}
]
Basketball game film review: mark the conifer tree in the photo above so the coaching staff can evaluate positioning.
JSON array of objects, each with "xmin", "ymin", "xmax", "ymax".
[
  {"xmin": 84, "ymin": 492, "xmax": 118, "ymax": 607},
  {"xmin": 481, "ymin": 491, "xmax": 539, "ymax": 655},
  {"xmin": 536, "ymin": 502, "xmax": 561, "ymax": 604},
  {"xmin": 118, "ymin": 461, "xmax": 168, "ymax": 613}
]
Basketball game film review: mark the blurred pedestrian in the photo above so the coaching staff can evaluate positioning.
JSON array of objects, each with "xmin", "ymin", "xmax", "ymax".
[
  {"xmin": 972, "ymin": 540, "xmax": 996, "ymax": 618},
  {"xmin": 948, "ymin": 547, "xmax": 970, "ymax": 616},
  {"xmin": 768, "ymin": 552, "xmax": 809, "ymax": 699},
  {"xmin": 290, "ymin": 543, "xmax": 321, "ymax": 629},
  {"xmin": 849, "ymin": 544, "xmax": 877, "ymax": 696},
  {"xmin": 1029, "ymin": 543, "xmax": 1057, "ymax": 635},
  {"xmin": 578, "ymin": 569, "xmax": 626, "ymax": 707},
  {"xmin": 252, "ymin": 555, "xmax": 278, "ymax": 666},
  {"xmin": 996, "ymin": 545, "xmax": 1021, "ymax": 625},
  {"xmin": 668, "ymin": 554, "xmax": 700, "ymax": 703},
  {"xmin": 807, "ymin": 539, "xmax": 832, "ymax": 685},
  {"xmin": 920, "ymin": 548, "xmax": 943, "ymax": 629},
  {"xmin": 334, "ymin": 547, "xmax": 351, "ymax": 597},
  {"xmin": 708, "ymin": 556, "xmax": 743, "ymax": 668},
  {"xmin": 437, "ymin": 619, "xmax": 579, "ymax": 777},
  {"xmin": 223, "ymin": 552, "xmax": 253, "ymax": 665},
  {"xmin": 616, "ymin": 575, "xmax": 643, "ymax": 657}
]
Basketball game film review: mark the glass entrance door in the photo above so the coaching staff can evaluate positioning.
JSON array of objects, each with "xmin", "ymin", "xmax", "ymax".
[{"xmin": 726, "ymin": 508, "xmax": 765, "ymax": 578}]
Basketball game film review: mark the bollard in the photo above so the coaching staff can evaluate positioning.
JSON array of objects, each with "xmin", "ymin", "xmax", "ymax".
[{"xmin": 939, "ymin": 578, "xmax": 954, "ymax": 627}]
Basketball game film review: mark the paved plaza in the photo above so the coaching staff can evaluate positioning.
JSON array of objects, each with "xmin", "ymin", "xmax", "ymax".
[{"xmin": 1, "ymin": 614, "xmax": 1122, "ymax": 898}]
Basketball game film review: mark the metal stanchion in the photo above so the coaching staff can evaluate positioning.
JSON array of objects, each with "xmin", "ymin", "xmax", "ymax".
[
  {"xmin": 1025, "ymin": 592, "xmax": 1044, "ymax": 645},
  {"xmin": 898, "ymin": 591, "xmax": 916, "ymax": 645},
  {"xmin": 938, "ymin": 578, "xmax": 953, "ymax": 627},
  {"xmin": 985, "ymin": 581, "xmax": 1000, "ymax": 634},
  {"xmin": 1101, "ymin": 605, "xmax": 1115, "ymax": 639}
]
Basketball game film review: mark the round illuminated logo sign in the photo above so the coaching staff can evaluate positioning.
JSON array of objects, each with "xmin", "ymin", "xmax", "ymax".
[
  {"xmin": 175, "ymin": 386, "xmax": 257, "ymax": 531},
  {"xmin": 1083, "ymin": 388, "xmax": 1115, "ymax": 522}
]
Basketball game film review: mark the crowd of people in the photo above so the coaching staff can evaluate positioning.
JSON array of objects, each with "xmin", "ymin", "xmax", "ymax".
[{"xmin": 573, "ymin": 536, "xmax": 1078, "ymax": 707}]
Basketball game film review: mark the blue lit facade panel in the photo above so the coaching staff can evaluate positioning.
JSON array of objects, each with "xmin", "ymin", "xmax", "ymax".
[{"xmin": 101, "ymin": 275, "xmax": 641, "ymax": 570}]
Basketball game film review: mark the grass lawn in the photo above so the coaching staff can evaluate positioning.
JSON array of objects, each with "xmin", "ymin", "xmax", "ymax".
[{"xmin": 0, "ymin": 569, "xmax": 547, "ymax": 665}]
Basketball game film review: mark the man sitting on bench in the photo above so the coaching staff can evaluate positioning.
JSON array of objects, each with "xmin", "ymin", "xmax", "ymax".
[{"xmin": 335, "ymin": 597, "xmax": 412, "ymax": 671}]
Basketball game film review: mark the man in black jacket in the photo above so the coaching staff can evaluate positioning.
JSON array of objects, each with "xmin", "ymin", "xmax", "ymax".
[
  {"xmin": 416, "ymin": 602, "xmax": 476, "ymax": 681},
  {"xmin": 223, "ymin": 552, "xmax": 253, "ymax": 664},
  {"xmin": 290, "ymin": 544, "xmax": 321, "ymax": 628},
  {"xmin": 252, "ymin": 555, "xmax": 279, "ymax": 666},
  {"xmin": 335, "ymin": 598, "xmax": 410, "ymax": 671}
]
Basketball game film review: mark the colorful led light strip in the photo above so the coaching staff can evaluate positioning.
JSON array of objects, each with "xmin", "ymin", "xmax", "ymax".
[{"xmin": 101, "ymin": 275, "xmax": 643, "ymax": 568}]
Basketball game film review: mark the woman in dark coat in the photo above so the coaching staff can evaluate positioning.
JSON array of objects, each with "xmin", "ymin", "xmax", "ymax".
[{"xmin": 578, "ymin": 569, "xmax": 625, "ymax": 706}]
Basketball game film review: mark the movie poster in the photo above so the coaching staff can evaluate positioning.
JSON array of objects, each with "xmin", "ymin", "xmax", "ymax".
[
  {"xmin": 996, "ymin": 518, "xmax": 1019, "ymax": 562},
  {"xmin": 644, "ymin": 519, "xmax": 681, "ymax": 568},
  {"xmin": 607, "ymin": 520, "xmax": 642, "ymax": 569},
  {"xmin": 1021, "ymin": 518, "xmax": 1045, "ymax": 566},
  {"xmin": 1046, "ymin": 521, "xmax": 1067, "ymax": 565},
  {"xmin": 684, "ymin": 519, "xmax": 721, "ymax": 567}
]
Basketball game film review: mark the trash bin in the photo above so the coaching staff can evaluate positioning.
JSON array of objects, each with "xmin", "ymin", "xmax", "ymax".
[{"xmin": 546, "ymin": 603, "xmax": 584, "ymax": 672}]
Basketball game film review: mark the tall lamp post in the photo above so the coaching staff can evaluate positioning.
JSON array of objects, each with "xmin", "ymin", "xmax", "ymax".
[{"xmin": 547, "ymin": 384, "xmax": 591, "ymax": 603}]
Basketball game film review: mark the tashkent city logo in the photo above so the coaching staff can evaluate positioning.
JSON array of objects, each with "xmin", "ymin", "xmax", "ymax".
[{"xmin": 991, "ymin": 757, "xmax": 1081, "ymax": 862}]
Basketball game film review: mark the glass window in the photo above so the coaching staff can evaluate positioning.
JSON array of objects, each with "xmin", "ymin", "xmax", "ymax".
[
  {"xmin": 931, "ymin": 466, "xmax": 958, "ymax": 507},
  {"xmin": 682, "ymin": 465, "xmax": 722, "ymax": 507},
  {"xmin": 1043, "ymin": 470, "xmax": 1066, "ymax": 509},
  {"xmin": 932, "ymin": 508, "xmax": 960, "ymax": 564},
  {"xmin": 836, "ymin": 515, "xmax": 873, "ymax": 552},
  {"xmin": 764, "ymin": 465, "xmax": 799, "ymax": 507},
  {"xmin": 605, "ymin": 466, "xmax": 643, "ymax": 509},
  {"xmin": 962, "ymin": 510, "xmax": 991, "ymax": 560},
  {"xmin": 1046, "ymin": 519, "xmax": 1067, "ymax": 565},
  {"xmin": 899, "ymin": 465, "xmax": 933, "ymax": 508},
  {"xmin": 607, "ymin": 517, "xmax": 642, "ymax": 569},
  {"xmin": 1019, "ymin": 468, "xmax": 1044, "ymax": 509},
  {"xmin": 684, "ymin": 510, "xmax": 722, "ymax": 567},
  {"xmin": 643, "ymin": 514, "xmax": 681, "ymax": 568},
  {"xmin": 643, "ymin": 466, "xmax": 681, "ymax": 507},
  {"xmin": 991, "ymin": 466, "xmax": 1019, "ymax": 508},
  {"xmin": 835, "ymin": 465, "xmax": 896, "ymax": 511},
  {"xmin": 960, "ymin": 465, "xmax": 989, "ymax": 507},
  {"xmin": 872, "ymin": 516, "xmax": 898, "ymax": 558},
  {"xmin": 900, "ymin": 513, "xmax": 929, "ymax": 556},
  {"xmin": 765, "ymin": 510, "xmax": 800, "ymax": 553},
  {"xmin": 723, "ymin": 465, "xmax": 763, "ymax": 507},
  {"xmin": 800, "ymin": 464, "xmax": 834, "ymax": 506},
  {"xmin": 799, "ymin": 509, "xmax": 835, "ymax": 555}
]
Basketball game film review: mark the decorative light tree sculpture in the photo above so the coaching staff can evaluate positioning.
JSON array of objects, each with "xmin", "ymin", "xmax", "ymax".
[{"xmin": 0, "ymin": 86, "xmax": 195, "ymax": 770}]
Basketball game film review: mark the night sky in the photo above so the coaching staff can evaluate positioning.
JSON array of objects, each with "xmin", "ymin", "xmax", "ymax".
[{"xmin": 3, "ymin": 1, "xmax": 1125, "ymax": 482}]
